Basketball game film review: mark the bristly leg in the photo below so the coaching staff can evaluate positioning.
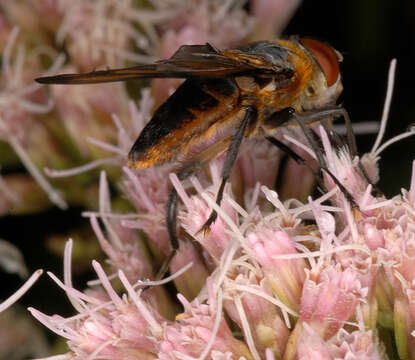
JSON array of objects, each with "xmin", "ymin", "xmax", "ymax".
[
  {"xmin": 158, "ymin": 188, "xmax": 179, "ymax": 280},
  {"xmin": 266, "ymin": 136, "xmax": 314, "ymax": 172},
  {"xmin": 265, "ymin": 136, "xmax": 325, "ymax": 196},
  {"xmin": 162, "ymin": 163, "xmax": 197, "ymax": 281},
  {"xmin": 265, "ymin": 108, "xmax": 324, "ymax": 194},
  {"xmin": 198, "ymin": 105, "xmax": 258, "ymax": 236},
  {"xmin": 278, "ymin": 106, "xmax": 359, "ymax": 207},
  {"xmin": 166, "ymin": 187, "xmax": 180, "ymax": 252},
  {"xmin": 264, "ymin": 107, "xmax": 345, "ymax": 198}
]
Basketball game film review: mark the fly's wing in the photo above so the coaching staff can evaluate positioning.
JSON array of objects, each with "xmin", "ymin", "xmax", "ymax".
[
  {"xmin": 36, "ymin": 43, "xmax": 294, "ymax": 84},
  {"xmin": 36, "ymin": 42, "xmax": 296, "ymax": 169}
]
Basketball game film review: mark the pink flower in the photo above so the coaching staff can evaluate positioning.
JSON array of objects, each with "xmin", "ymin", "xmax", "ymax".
[
  {"xmin": 29, "ymin": 253, "xmax": 165, "ymax": 359},
  {"xmin": 246, "ymin": 228, "xmax": 308, "ymax": 312},
  {"xmin": 299, "ymin": 266, "xmax": 365, "ymax": 340},
  {"xmin": 89, "ymin": 172, "xmax": 153, "ymax": 283},
  {"xmin": 44, "ymin": 92, "xmax": 152, "ymax": 179},
  {"xmin": 0, "ymin": 27, "xmax": 67, "ymax": 209},
  {"xmin": 170, "ymin": 240, "xmax": 209, "ymax": 300},
  {"xmin": 223, "ymin": 271, "xmax": 290, "ymax": 359},
  {"xmin": 158, "ymin": 282, "xmax": 253, "ymax": 360},
  {"xmin": 121, "ymin": 165, "xmax": 172, "ymax": 264},
  {"xmin": 327, "ymin": 328, "xmax": 383, "ymax": 360},
  {"xmin": 55, "ymin": 0, "xmax": 155, "ymax": 70},
  {"xmin": 319, "ymin": 127, "xmax": 374, "ymax": 209},
  {"xmin": 296, "ymin": 325, "xmax": 332, "ymax": 360},
  {"xmin": 86, "ymin": 171, "xmax": 178, "ymax": 320},
  {"xmin": 50, "ymin": 68, "xmax": 130, "ymax": 157},
  {"xmin": 297, "ymin": 325, "xmax": 383, "ymax": 360}
]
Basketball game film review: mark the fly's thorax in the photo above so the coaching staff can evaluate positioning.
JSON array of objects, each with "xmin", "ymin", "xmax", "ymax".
[
  {"xmin": 254, "ymin": 38, "xmax": 343, "ymax": 137},
  {"xmin": 268, "ymin": 37, "xmax": 343, "ymax": 112},
  {"xmin": 245, "ymin": 39, "xmax": 315, "ymax": 138}
]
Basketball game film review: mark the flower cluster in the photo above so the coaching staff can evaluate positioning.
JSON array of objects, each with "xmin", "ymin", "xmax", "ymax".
[{"xmin": 18, "ymin": 58, "xmax": 415, "ymax": 359}]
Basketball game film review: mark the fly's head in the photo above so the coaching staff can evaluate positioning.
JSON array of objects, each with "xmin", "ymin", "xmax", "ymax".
[{"xmin": 295, "ymin": 37, "xmax": 343, "ymax": 111}]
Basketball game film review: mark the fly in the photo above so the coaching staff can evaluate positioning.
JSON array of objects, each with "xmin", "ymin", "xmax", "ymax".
[{"xmin": 36, "ymin": 36, "xmax": 351, "ymax": 278}]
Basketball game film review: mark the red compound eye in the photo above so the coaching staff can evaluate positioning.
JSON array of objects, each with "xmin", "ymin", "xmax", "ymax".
[{"xmin": 300, "ymin": 38, "xmax": 340, "ymax": 86}]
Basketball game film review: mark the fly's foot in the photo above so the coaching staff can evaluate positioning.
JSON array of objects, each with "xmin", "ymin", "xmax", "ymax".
[{"xmin": 195, "ymin": 210, "xmax": 218, "ymax": 237}]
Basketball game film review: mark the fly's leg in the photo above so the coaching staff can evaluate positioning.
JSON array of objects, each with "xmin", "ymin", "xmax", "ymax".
[
  {"xmin": 161, "ymin": 165, "xmax": 205, "ymax": 281},
  {"xmin": 264, "ymin": 108, "xmax": 317, "ymax": 175},
  {"xmin": 266, "ymin": 136, "xmax": 314, "ymax": 171},
  {"xmin": 158, "ymin": 187, "xmax": 180, "ymax": 280},
  {"xmin": 267, "ymin": 106, "xmax": 358, "ymax": 207},
  {"xmin": 292, "ymin": 105, "xmax": 381, "ymax": 196},
  {"xmin": 160, "ymin": 137, "xmax": 234, "ymax": 280},
  {"xmin": 265, "ymin": 136, "xmax": 326, "ymax": 195},
  {"xmin": 161, "ymin": 158, "xmax": 209, "ymax": 280},
  {"xmin": 265, "ymin": 108, "xmax": 326, "ymax": 194},
  {"xmin": 198, "ymin": 105, "xmax": 258, "ymax": 236}
]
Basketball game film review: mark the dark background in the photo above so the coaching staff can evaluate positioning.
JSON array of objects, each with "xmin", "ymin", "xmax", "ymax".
[{"xmin": 0, "ymin": 0, "xmax": 414, "ymax": 348}]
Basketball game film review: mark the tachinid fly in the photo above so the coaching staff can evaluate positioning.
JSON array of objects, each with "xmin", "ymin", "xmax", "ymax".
[{"xmin": 36, "ymin": 36, "xmax": 346, "ymax": 278}]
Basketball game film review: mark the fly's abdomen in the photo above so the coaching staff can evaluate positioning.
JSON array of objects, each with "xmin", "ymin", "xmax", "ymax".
[{"xmin": 129, "ymin": 78, "xmax": 240, "ymax": 169}]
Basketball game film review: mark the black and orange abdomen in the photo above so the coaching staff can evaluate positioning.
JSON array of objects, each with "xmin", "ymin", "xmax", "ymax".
[{"xmin": 128, "ymin": 77, "xmax": 240, "ymax": 169}]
